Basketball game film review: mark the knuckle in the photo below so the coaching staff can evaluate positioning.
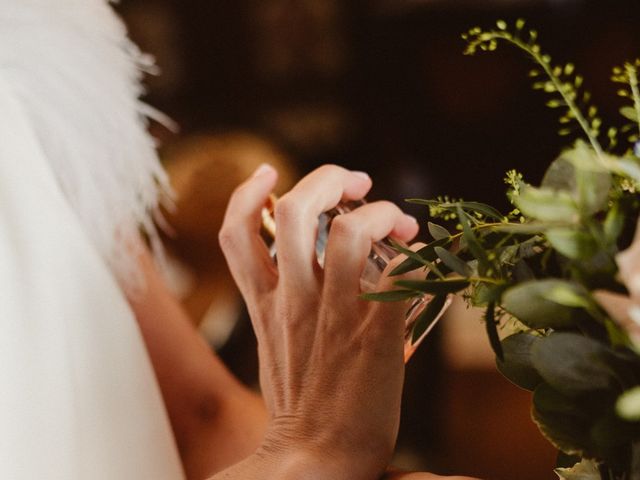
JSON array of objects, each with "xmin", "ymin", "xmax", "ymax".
[
  {"xmin": 330, "ymin": 214, "xmax": 362, "ymax": 241},
  {"xmin": 315, "ymin": 163, "xmax": 343, "ymax": 177},
  {"xmin": 274, "ymin": 194, "xmax": 306, "ymax": 225},
  {"xmin": 374, "ymin": 200, "xmax": 401, "ymax": 216},
  {"xmin": 217, "ymin": 225, "xmax": 239, "ymax": 253}
]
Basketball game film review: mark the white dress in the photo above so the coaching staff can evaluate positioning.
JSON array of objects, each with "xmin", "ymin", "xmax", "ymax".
[{"xmin": 0, "ymin": 1, "xmax": 184, "ymax": 478}]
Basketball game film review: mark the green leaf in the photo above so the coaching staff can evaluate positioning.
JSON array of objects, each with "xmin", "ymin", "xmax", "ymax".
[
  {"xmin": 496, "ymin": 333, "xmax": 544, "ymax": 391},
  {"xmin": 471, "ymin": 282, "xmax": 507, "ymax": 307},
  {"xmin": 411, "ymin": 294, "xmax": 449, "ymax": 343},
  {"xmin": 406, "ymin": 199, "xmax": 504, "ymax": 220},
  {"xmin": 541, "ymin": 282, "xmax": 593, "ymax": 309},
  {"xmin": 390, "ymin": 237, "xmax": 451, "ymax": 276},
  {"xmin": 434, "ymin": 247, "xmax": 472, "ymax": 276},
  {"xmin": 360, "ymin": 290, "xmax": 420, "ymax": 302},
  {"xmin": 617, "ymin": 387, "xmax": 640, "ymax": 422},
  {"xmin": 546, "ymin": 228, "xmax": 598, "ymax": 260},
  {"xmin": 590, "ymin": 410, "xmax": 639, "ymax": 458},
  {"xmin": 457, "ymin": 207, "xmax": 491, "ymax": 275},
  {"xmin": 485, "ymin": 302, "xmax": 504, "ymax": 360},
  {"xmin": 531, "ymin": 333, "xmax": 620, "ymax": 396},
  {"xmin": 394, "ymin": 279, "xmax": 470, "ymax": 295},
  {"xmin": 604, "ymin": 202, "xmax": 625, "ymax": 244},
  {"xmin": 493, "ymin": 222, "xmax": 560, "ymax": 234},
  {"xmin": 457, "ymin": 201, "xmax": 504, "ymax": 220},
  {"xmin": 428, "ymin": 222, "xmax": 450, "ymax": 241},
  {"xmin": 388, "ymin": 240, "xmax": 431, "ymax": 269},
  {"xmin": 610, "ymin": 158, "xmax": 640, "ymax": 183},
  {"xmin": 532, "ymin": 383, "xmax": 596, "ymax": 457},
  {"xmin": 515, "ymin": 185, "xmax": 579, "ymax": 223},
  {"xmin": 621, "ymin": 105, "xmax": 639, "ymax": 122},
  {"xmin": 502, "ymin": 279, "xmax": 587, "ymax": 329},
  {"xmin": 545, "ymin": 142, "xmax": 611, "ymax": 215},
  {"xmin": 554, "ymin": 459, "xmax": 601, "ymax": 480}
]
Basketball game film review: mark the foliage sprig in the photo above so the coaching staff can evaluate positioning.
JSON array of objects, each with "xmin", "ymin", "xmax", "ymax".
[{"xmin": 366, "ymin": 20, "xmax": 640, "ymax": 480}]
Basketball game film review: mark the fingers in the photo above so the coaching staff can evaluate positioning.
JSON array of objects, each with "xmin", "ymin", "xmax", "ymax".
[
  {"xmin": 219, "ymin": 164, "xmax": 279, "ymax": 299},
  {"xmin": 274, "ymin": 165, "xmax": 372, "ymax": 285},
  {"xmin": 323, "ymin": 201, "xmax": 419, "ymax": 298}
]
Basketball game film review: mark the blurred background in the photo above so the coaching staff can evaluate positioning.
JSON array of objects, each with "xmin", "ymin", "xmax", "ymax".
[{"xmin": 115, "ymin": 1, "xmax": 640, "ymax": 478}]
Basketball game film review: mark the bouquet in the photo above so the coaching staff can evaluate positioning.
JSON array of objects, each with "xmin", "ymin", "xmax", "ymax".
[{"xmin": 366, "ymin": 19, "xmax": 640, "ymax": 480}]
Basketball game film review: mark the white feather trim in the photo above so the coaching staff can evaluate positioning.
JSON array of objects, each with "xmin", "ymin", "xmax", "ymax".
[{"xmin": 0, "ymin": 0, "xmax": 172, "ymax": 283}]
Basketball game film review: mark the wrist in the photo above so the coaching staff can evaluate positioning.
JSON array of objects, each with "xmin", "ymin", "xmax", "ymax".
[
  {"xmin": 256, "ymin": 428, "xmax": 386, "ymax": 480},
  {"xmin": 252, "ymin": 447, "xmax": 362, "ymax": 480}
]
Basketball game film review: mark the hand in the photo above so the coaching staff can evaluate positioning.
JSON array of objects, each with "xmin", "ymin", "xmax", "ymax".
[
  {"xmin": 382, "ymin": 472, "xmax": 481, "ymax": 480},
  {"xmin": 218, "ymin": 164, "xmax": 419, "ymax": 479}
]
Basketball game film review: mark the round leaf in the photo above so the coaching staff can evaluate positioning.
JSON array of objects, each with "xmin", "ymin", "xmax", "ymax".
[
  {"xmin": 531, "ymin": 333, "xmax": 620, "ymax": 396},
  {"xmin": 514, "ymin": 185, "xmax": 579, "ymax": 223},
  {"xmin": 502, "ymin": 279, "xmax": 586, "ymax": 329},
  {"xmin": 532, "ymin": 383, "xmax": 596, "ymax": 456},
  {"xmin": 496, "ymin": 333, "xmax": 544, "ymax": 391},
  {"xmin": 617, "ymin": 387, "xmax": 640, "ymax": 422}
]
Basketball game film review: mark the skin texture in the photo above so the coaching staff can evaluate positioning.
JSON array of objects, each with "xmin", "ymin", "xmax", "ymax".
[
  {"xmin": 215, "ymin": 164, "xmax": 419, "ymax": 479},
  {"xmin": 129, "ymin": 164, "xmax": 480, "ymax": 479}
]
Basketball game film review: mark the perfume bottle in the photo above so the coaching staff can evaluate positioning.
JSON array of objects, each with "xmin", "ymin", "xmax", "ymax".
[{"xmin": 261, "ymin": 196, "xmax": 451, "ymax": 363}]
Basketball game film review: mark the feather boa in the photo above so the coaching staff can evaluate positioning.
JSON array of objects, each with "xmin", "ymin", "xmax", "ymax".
[{"xmin": 0, "ymin": 0, "xmax": 172, "ymax": 282}]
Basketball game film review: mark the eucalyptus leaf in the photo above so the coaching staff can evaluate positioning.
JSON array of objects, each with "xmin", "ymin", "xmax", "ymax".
[
  {"xmin": 502, "ymin": 279, "xmax": 587, "ymax": 329},
  {"xmin": 590, "ymin": 410, "xmax": 639, "ymax": 455},
  {"xmin": 621, "ymin": 106, "xmax": 639, "ymax": 122},
  {"xmin": 457, "ymin": 201, "xmax": 505, "ymax": 220},
  {"xmin": 434, "ymin": 247, "xmax": 472, "ymax": 276},
  {"xmin": 542, "ymin": 142, "xmax": 611, "ymax": 215},
  {"xmin": 411, "ymin": 294, "xmax": 449, "ymax": 343},
  {"xmin": 485, "ymin": 302, "xmax": 504, "ymax": 360},
  {"xmin": 428, "ymin": 222, "xmax": 450, "ymax": 241},
  {"xmin": 617, "ymin": 387, "xmax": 640, "ymax": 422},
  {"xmin": 406, "ymin": 199, "xmax": 504, "ymax": 220},
  {"xmin": 394, "ymin": 279, "xmax": 470, "ymax": 295},
  {"xmin": 470, "ymin": 282, "xmax": 506, "ymax": 307},
  {"xmin": 532, "ymin": 383, "xmax": 597, "ymax": 457},
  {"xmin": 498, "ymin": 244, "xmax": 520, "ymax": 264},
  {"xmin": 457, "ymin": 206, "xmax": 491, "ymax": 275},
  {"xmin": 513, "ymin": 259, "xmax": 536, "ymax": 282},
  {"xmin": 497, "ymin": 333, "xmax": 544, "ymax": 391},
  {"xmin": 611, "ymin": 158, "xmax": 640, "ymax": 183},
  {"xmin": 360, "ymin": 290, "xmax": 421, "ymax": 302},
  {"xmin": 493, "ymin": 222, "xmax": 560, "ymax": 234},
  {"xmin": 531, "ymin": 333, "xmax": 620, "ymax": 396},
  {"xmin": 546, "ymin": 228, "xmax": 598, "ymax": 260},
  {"xmin": 541, "ymin": 282, "xmax": 592, "ymax": 309},
  {"xmin": 390, "ymin": 237, "xmax": 451, "ymax": 276},
  {"xmin": 604, "ymin": 202, "xmax": 625, "ymax": 244},
  {"xmin": 515, "ymin": 185, "xmax": 579, "ymax": 223}
]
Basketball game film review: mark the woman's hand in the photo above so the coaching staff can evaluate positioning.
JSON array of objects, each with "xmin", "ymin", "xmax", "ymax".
[
  {"xmin": 382, "ymin": 472, "xmax": 480, "ymax": 480},
  {"xmin": 216, "ymin": 164, "xmax": 419, "ymax": 479}
]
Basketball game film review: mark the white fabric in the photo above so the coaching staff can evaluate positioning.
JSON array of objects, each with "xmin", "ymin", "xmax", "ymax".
[
  {"xmin": 0, "ymin": 1, "xmax": 185, "ymax": 478},
  {"xmin": 0, "ymin": 72, "xmax": 184, "ymax": 480}
]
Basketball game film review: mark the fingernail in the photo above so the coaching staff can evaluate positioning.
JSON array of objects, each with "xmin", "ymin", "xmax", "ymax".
[
  {"xmin": 404, "ymin": 214, "xmax": 418, "ymax": 224},
  {"xmin": 351, "ymin": 170, "xmax": 370, "ymax": 181},
  {"xmin": 252, "ymin": 163, "xmax": 275, "ymax": 178}
]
